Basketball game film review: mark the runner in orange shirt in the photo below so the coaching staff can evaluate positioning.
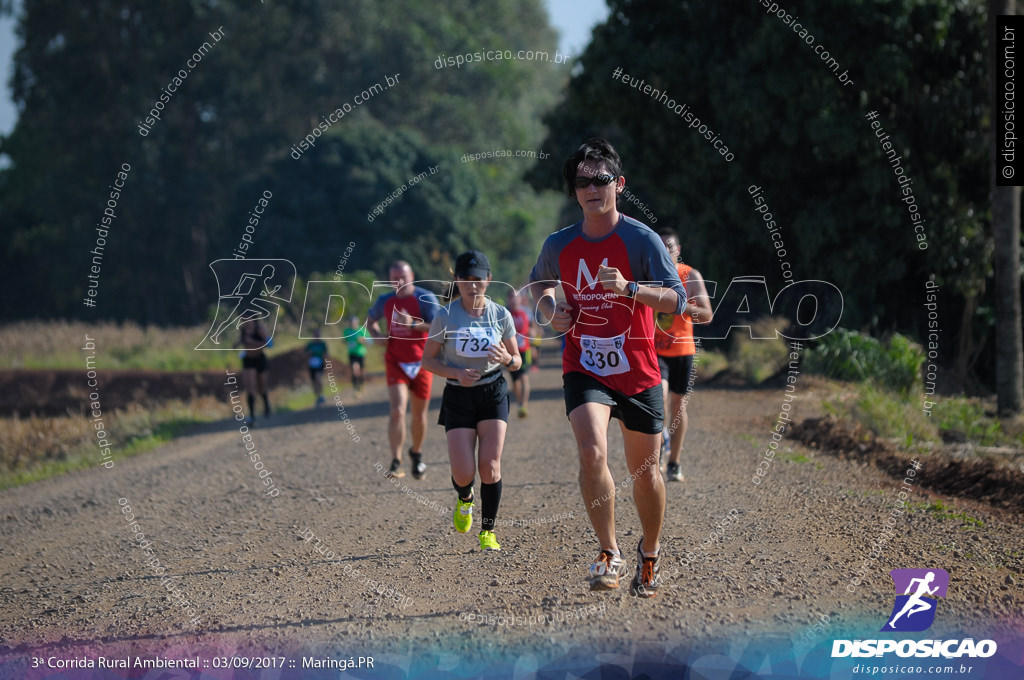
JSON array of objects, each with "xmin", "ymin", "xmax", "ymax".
[
  {"xmin": 654, "ymin": 228, "xmax": 713, "ymax": 482},
  {"xmin": 506, "ymin": 290, "xmax": 534, "ymax": 418}
]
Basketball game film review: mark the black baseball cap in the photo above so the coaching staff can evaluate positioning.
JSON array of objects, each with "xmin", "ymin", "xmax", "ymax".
[{"xmin": 454, "ymin": 250, "xmax": 491, "ymax": 278}]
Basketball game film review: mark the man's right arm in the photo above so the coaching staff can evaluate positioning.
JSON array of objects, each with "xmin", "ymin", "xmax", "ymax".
[
  {"xmin": 366, "ymin": 301, "xmax": 385, "ymax": 340},
  {"xmin": 528, "ymin": 282, "xmax": 575, "ymax": 334},
  {"xmin": 529, "ymin": 235, "xmax": 561, "ymax": 325},
  {"xmin": 528, "ymin": 282, "xmax": 558, "ymax": 325}
]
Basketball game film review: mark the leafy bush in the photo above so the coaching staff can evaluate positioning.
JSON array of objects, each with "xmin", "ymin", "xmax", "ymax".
[
  {"xmin": 932, "ymin": 399, "xmax": 1004, "ymax": 446},
  {"xmin": 694, "ymin": 346, "xmax": 729, "ymax": 380},
  {"xmin": 729, "ymin": 317, "xmax": 792, "ymax": 385},
  {"xmin": 849, "ymin": 383, "xmax": 938, "ymax": 448},
  {"xmin": 804, "ymin": 328, "xmax": 924, "ymax": 393}
]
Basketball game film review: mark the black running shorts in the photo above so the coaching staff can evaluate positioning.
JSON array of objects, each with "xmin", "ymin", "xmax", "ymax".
[
  {"xmin": 562, "ymin": 371, "xmax": 664, "ymax": 434},
  {"xmin": 438, "ymin": 375, "xmax": 511, "ymax": 431},
  {"xmin": 658, "ymin": 354, "xmax": 695, "ymax": 395},
  {"xmin": 242, "ymin": 353, "xmax": 268, "ymax": 373}
]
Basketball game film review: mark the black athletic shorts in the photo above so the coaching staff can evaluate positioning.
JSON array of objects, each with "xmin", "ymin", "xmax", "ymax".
[
  {"xmin": 562, "ymin": 371, "xmax": 664, "ymax": 434},
  {"xmin": 438, "ymin": 375, "xmax": 510, "ymax": 431},
  {"xmin": 350, "ymin": 355, "xmax": 365, "ymax": 368},
  {"xmin": 659, "ymin": 354, "xmax": 695, "ymax": 395},
  {"xmin": 242, "ymin": 353, "xmax": 268, "ymax": 373}
]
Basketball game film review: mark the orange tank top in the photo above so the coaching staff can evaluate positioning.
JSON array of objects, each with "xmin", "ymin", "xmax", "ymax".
[{"xmin": 655, "ymin": 263, "xmax": 695, "ymax": 357}]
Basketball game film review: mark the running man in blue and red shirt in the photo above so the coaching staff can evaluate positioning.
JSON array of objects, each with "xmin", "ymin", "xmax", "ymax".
[
  {"xmin": 529, "ymin": 138, "xmax": 687, "ymax": 598},
  {"xmin": 368, "ymin": 260, "xmax": 440, "ymax": 480}
]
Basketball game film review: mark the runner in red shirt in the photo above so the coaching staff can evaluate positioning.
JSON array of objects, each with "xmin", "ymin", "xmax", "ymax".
[
  {"xmin": 529, "ymin": 138, "xmax": 688, "ymax": 597},
  {"xmin": 506, "ymin": 290, "xmax": 534, "ymax": 418},
  {"xmin": 367, "ymin": 260, "xmax": 440, "ymax": 480},
  {"xmin": 654, "ymin": 228, "xmax": 713, "ymax": 483}
]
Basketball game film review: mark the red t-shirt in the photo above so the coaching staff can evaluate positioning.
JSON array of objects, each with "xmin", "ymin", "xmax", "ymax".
[
  {"xmin": 511, "ymin": 307, "xmax": 532, "ymax": 354},
  {"xmin": 367, "ymin": 287, "xmax": 439, "ymax": 364},
  {"xmin": 530, "ymin": 216, "xmax": 687, "ymax": 395}
]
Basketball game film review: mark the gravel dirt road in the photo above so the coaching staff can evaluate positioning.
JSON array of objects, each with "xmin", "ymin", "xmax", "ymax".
[{"xmin": 1, "ymin": 358, "xmax": 1021, "ymax": 677}]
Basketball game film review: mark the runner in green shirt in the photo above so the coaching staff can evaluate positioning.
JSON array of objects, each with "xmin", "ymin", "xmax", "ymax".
[{"xmin": 343, "ymin": 315, "xmax": 369, "ymax": 395}]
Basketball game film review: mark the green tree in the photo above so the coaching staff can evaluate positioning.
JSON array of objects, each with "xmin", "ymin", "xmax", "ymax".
[{"xmin": 0, "ymin": 0, "xmax": 565, "ymax": 324}]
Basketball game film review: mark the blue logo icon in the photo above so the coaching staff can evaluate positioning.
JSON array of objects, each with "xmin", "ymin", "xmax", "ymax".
[{"xmin": 881, "ymin": 568, "xmax": 949, "ymax": 632}]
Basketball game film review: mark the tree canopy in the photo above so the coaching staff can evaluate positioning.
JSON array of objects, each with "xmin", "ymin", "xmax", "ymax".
[{"xmin": 0, "ymin": 0, "xmax": 565, "ymax": 323}]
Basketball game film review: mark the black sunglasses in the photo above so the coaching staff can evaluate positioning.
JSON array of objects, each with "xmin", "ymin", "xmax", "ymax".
[{"xmin": 574, "ymin": 172, "xmax": 617, "ymax": 189}]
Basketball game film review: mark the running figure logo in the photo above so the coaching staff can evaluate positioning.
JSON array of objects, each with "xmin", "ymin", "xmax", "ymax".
[
  {"xmin": 196, "ymin": 259, "xmax": 296, "ymax": 350},
  {"xmin": 881, "ymin": 568, "xmax": 949, "ymax": 632}
]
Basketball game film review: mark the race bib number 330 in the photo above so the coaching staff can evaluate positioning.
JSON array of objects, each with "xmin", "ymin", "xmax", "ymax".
[{"xmin": 580, "ymin": 334, "xmax": 630, "ymax": 377}]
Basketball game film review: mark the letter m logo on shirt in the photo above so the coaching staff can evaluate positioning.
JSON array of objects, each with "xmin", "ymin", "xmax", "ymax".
[{"xmin": 576, "ymin": 258, "xmax": 609, "ymax": 291}]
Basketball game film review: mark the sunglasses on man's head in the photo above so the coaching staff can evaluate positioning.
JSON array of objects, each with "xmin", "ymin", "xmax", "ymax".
[{"xmin": 574, "ymin": 172, "xmax": 617, "ymax": 189}]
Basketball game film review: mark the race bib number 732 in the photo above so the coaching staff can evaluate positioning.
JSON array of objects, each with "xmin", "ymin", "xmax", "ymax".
[{"xmin": 454, "ymin": 327, "xmax": 496, "ymax": 358}]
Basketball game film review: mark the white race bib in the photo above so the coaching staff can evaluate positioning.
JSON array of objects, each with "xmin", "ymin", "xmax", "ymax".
[
  {"xmin": 399, "ymin": 361, "xmax": 422, "ymax": 379},
  {"xmin": 579, "ymin": 333, "xmax": 630, "ymax": 377},
  {"xmin": 453, "ymin": 327, "xmax": 496, "ymax": 358}
]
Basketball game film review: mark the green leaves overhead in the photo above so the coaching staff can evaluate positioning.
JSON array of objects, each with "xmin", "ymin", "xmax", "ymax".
[{"xmin": 0, "ymin": 0, "xmax": 565, "ymax": 323}]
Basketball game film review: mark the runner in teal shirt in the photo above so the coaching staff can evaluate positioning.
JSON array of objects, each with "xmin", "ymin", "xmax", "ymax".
[{"xmin": 305, "ymin": 328, "xmax": 329, "ymax": 406}]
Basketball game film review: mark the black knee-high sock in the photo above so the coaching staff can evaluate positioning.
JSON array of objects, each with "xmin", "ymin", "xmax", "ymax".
[
  {"xmin": 262, "ymin": 392, "xmax": 270, "ymax": 415},
  {"xmin": 480, "ymin": 480, "xmax": 502, "ymax": 532},
  {"xmin": 451, "ymin": 477, "xmax": 473, "ymax": 502},
  {"xmin": 247, "ymin": 393, "xmax": 255, "ymax": 416}
]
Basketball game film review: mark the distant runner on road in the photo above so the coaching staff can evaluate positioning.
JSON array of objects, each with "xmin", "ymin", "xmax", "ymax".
[
  {"xmin": 506, "ymin": 290, "xmax": 534, "ymax": 418},
  {"xmin": 421, "ymin": 250, "xmax": 520, "ymax": 552},
  {"xmin": 234, "ymin": 318, "xmax": 272, "ymax": 426},
  {"xmin": 529, "ymin": 138, "xmax": 687, "ymax": 597},
  {"xmin": 654, "ymin": 228, "xmax": 713, "ymax": 483},
  {"xmin": 343, "ymin": 315, "xmax": 369, "ymax": 396},
  {"xmin": 305, "ymin": 328, "xmax": 329, "ymax": 407},
  {"xmin": 367, "ymin": 260, "xmax": 439, "ymax": 480}
]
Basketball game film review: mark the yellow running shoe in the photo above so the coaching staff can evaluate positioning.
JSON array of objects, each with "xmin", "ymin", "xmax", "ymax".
[
  {"xmin": 453, "ymin": 497, "xmax": 474, "ymax": 533},
  {"xmin": 478, "ymin": 530, "xmax": 501, "ymax": 551}
]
